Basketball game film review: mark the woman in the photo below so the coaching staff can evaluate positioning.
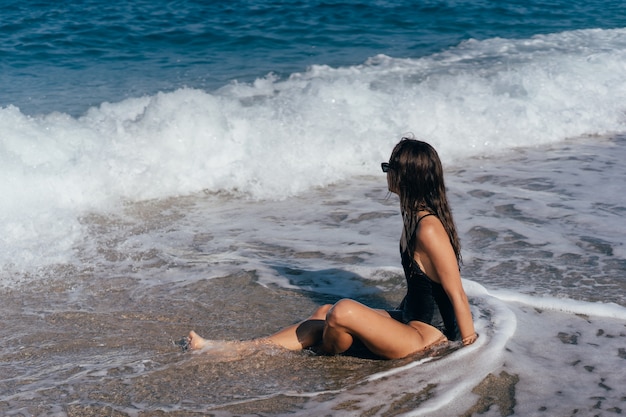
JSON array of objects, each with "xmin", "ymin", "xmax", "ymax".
[{"xmin": 187, "ymin": 138, "xmax": 477, "ymax": 359}]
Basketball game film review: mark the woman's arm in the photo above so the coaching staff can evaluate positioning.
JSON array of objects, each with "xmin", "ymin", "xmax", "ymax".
[{"xmin": 414, "ymin": 217, "xmax": 477, "ymax": 344}]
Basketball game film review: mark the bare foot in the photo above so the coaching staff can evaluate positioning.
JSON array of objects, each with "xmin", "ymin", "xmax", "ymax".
[
  {"xmin": 188, "ymin": 330, "xmax": 211, "ymax": 350},
  {"xmin": 184, "ymin": 331, "xmax": 279, "ymax": 362},
  {"xmin": 185, "ymin": 330, "xmax": 246, "ymax": 361}
]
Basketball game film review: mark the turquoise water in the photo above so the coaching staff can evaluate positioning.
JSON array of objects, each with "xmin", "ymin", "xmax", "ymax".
[{"xmin": 2, "ymin": 0, "xmax": 626, "ymax": 115}]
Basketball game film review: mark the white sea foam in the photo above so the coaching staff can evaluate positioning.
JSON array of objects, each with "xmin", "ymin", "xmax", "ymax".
[
  {"xmin": 293, "ymin": 282, "xmax": 517, "ymax": 416},
  {"xmin": 489, "ymin": 289, "xmax": 626, "ymax": 320},
  {"xmin": 1, "ymin": 28, "xmax": 626, "ymax": 271},
  {"xmin": 294, "ymin": 285, "xmax": 626, "ymax": 417}
]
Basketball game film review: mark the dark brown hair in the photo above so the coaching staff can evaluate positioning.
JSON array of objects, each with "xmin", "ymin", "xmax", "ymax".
[{"xmin": 387, "ymin": 138, "xmax": 461, "ymax": 263}]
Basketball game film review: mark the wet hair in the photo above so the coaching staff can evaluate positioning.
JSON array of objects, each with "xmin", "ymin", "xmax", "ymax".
[{"xmin": 387, "ymin": 138, "xmax": 461, "ymax": 263}]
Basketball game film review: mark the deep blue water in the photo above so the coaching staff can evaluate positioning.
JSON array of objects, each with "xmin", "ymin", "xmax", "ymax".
[{"xmin": 2, "ymin": 0, "xmax": 625, "ymax": 115}]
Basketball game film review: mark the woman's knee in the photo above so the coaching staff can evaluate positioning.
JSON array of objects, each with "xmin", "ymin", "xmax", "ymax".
[
  {"xmin": 310, "ymin": 304, "xmax": 333, "ymax": 320},
  {"xmin": 325, "ymin": 299, "xmax": 359, "ymax": 328}
]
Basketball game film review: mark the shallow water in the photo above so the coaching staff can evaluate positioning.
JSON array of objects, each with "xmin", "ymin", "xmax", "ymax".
[
  {"xmin": 453, "ymin": 135, "xmax": 626, "ymax": 306},
  {"xmin": 0, "ymin": 268, "xmax": 454, "ymax": 416},
  {"xmin": 1, "ymin": 136, "xmax": 624, "ymax": 416},
  {"xmin": 2, "ymin": 1, "xmax": 626, "ymax": 414}
]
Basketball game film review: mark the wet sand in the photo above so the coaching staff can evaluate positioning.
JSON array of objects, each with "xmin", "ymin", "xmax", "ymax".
[
  {"xmin": 0, "ymin": 267, "xmax": 519, "ymax": 416},
  {"xmin": 0, "ymin": 270, "xmax": 395, "ymax": 415}
]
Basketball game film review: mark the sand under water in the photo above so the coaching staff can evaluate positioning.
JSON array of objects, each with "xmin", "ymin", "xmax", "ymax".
[
  {"xmin": 0, "ymin": 268, "xmax": 518, "ymax": 417},
  {"xmin": 1, "ymin": 136, "xmax": 625, "ymax": 416}
]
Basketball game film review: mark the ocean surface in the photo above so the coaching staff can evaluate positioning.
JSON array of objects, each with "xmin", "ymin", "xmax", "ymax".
[{"xmin": 1, "ymin": 1, "xmax": 626, "ymax": 416}]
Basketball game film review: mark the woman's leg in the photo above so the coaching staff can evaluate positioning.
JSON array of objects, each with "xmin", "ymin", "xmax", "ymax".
[
  {"xmin": 187, "ymin": 330, "xmax": 216, "ymax": 350},
  {"xmin": 187, "ymin": 300, "xmax": 444, "ymax": 358},
  {"xmin": 187, "ymin": 304, "xmax": 333, "ymax": 351},
  {"xmin": 263, "ymin": 304, "xmax": 332, "ymax": 350},
  {"xmin": 322, "ymin": 299, "xmax": 445, "ymax": 359}
]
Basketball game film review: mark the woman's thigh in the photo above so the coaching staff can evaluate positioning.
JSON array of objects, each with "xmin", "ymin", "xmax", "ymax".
[{"xmin": 325, "ymin": 299, "xmax": 443, "ymax": 359}]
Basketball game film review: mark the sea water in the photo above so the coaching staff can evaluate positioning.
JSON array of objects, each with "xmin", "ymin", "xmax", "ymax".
[{"xmin": 1, "ymin": 1, "xmax": 625, "ymax": 416}]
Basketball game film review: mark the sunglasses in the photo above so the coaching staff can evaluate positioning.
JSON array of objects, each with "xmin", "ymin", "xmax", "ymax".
[{"xmin": 381, "ymin": 162, "xmax": 391, "ymax": 173}]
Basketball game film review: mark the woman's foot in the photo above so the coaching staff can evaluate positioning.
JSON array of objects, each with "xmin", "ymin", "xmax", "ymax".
[
  {"xmin": 188, "ymin": 330, "xmax": 210, "ymax": 350},
  {"xmin": 182, "ymin": 330, "xmax": 288, "ymax": 364}
]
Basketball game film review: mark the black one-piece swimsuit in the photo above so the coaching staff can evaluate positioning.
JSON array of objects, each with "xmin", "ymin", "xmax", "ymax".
[{"xmin": 389, "ymin": 214, "xmax": 460, "ymax": 341}]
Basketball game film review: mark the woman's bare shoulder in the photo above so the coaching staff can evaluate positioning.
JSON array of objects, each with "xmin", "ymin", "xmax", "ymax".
[{"xmin": 415, "ymin": 215, "xmax": 455, "ymax": 260}]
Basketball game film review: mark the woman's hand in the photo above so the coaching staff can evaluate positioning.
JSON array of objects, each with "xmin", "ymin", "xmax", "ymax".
[{"xmin": 462, "ymin": 332, "xmax": 478, "ymax": 346}]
